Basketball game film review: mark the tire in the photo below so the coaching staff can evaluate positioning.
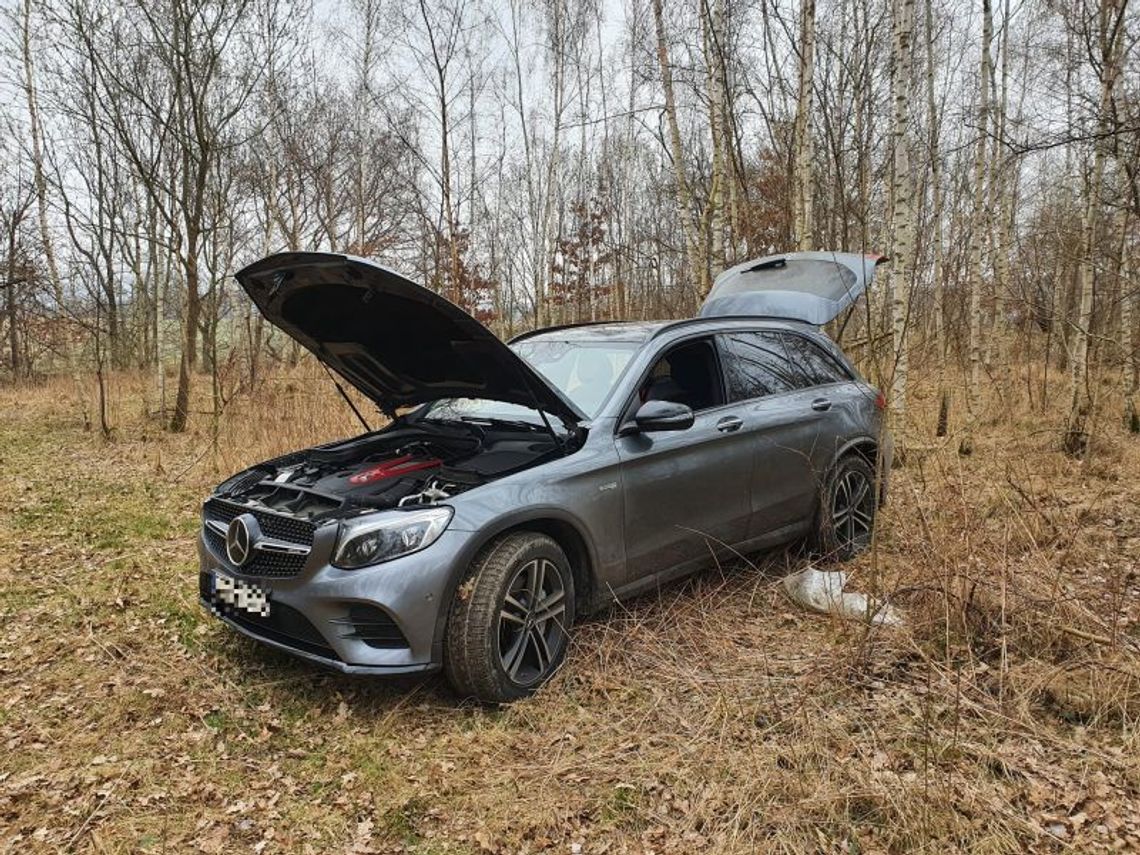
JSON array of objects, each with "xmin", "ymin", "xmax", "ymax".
[
  {"xmin": 443, "ymin": 532, "xmax": 576, "ymax": 703},
  {"xmin": 812, "ymin": 454, "xmax": 878, "ymax": 562}
]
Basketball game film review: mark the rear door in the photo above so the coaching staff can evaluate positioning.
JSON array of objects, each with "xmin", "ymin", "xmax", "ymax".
[
  {"xmin": 714, "ymin": 331, "xmax": 827, "ymax": 535},
  {"xmin": 615, "ymin": 337, "xmax": 754, "ymax": 582},
  {"xmin": 718, "ymin": 327, "xmax": 871, "ymax": 538},
  {"xmin": 776, "ymin": 327, "xmax": 869, "ymax": 484}
]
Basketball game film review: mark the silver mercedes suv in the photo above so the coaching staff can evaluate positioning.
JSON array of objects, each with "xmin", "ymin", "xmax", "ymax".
[{"xmin": 199, "ymin": 251, "xmax": 891, "ymax": 702}]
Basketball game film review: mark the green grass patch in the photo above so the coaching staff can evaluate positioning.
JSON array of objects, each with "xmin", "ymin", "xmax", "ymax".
[
  {"xmin": 203, "ymin": 710, "xmax": 230, "ymax": 731},
  {"xmin": 381, "ymin": 795, "xmax": 429, "ymax": 845},
  {"xmin": 88, "ymin": 506, "xmax": 175, "ymax": 551},
  {"xmin": 600, "ymin": 782, "xmax": 646, "ymax": 829},
  {"xmin": 0, "ymin": 585, "xmax": 41, "ymax": 613},
  {"xmin": 10, "ymin": 494, "xmax": 70, "ymax": 531},
  {"xmin": 151, "ymin": 594, "xmax": 205, "ymax": 650}
]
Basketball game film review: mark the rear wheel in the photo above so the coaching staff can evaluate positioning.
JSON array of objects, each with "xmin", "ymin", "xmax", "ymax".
[
  {"xmin": 812, "ymin": 454, "xmax": 878, "ymax": 562},
  {"xmin": 444, "ymin": 532, "xmax": 575, "ymax": 703}
]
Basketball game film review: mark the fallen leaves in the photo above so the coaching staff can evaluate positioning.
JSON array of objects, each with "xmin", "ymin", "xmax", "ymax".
[{"xmin": 4, "ymin": 380, "xmax": 1140, "ymax": 853}]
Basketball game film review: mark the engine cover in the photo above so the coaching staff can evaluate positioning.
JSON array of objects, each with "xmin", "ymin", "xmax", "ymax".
[{"xmin": 347, "ymin": 455, "xmax": 443, "ymax": 485}]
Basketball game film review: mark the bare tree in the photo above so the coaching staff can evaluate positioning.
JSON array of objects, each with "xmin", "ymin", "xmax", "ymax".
[
  {"xmin": 1, "ymin": 0, "xmax": 1138, "ymax": 460},
  {"xmin": 0, "ymin": 139, "xmax": 35, "ymax": 378},
  {"xmin": 1065, "ymin": 0, "xmax": 1131, "ymax": 455},
  {"xmin": 72, "ymin": 0, "xmax": 287, "ymax": 431},
  {"xmin": 924, "ymin": 0, "xmax": 950, "ymax": 435}
]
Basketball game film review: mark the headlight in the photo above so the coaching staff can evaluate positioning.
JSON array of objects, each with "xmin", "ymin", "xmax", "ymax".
[{"xmin": 332, "ymin": 507, "xmax": 453, "ymax": 569}]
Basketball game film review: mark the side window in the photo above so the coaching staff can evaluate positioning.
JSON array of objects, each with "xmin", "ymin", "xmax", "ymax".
[
  {"xmin": 636, "ymin": 338, "xmax": 725, "ymax": 412},
  {"xmin": 779, "ymin": 334, "xmax": 850, "ymax": 387},
  {"xmin": 717, "ymin": 332, "xmax": 800, "ymax": 402}
]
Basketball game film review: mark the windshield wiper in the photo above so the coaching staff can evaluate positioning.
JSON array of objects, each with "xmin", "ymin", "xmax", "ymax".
[
  {"xmin": 418, "ymin": 416, "xmax": 469, "ymax": 430},
  {"xmin": 458, "ymin": 416, "xmax": 548, "ymax": 433}
]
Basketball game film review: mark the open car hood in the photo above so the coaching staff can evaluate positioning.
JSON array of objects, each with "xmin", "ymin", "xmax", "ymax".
[
  {"xmin": 235, "ymin": 253, "xmax": 585, "ymax": 425},
  {"xmin": 699, "ymin": 251, "xmax": 887, "ymax": 325}
]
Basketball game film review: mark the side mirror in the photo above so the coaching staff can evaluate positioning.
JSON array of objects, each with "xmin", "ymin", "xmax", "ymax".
[{"xmin": 625, "ymin": 399, "xmax": 695, "ymax": 434}]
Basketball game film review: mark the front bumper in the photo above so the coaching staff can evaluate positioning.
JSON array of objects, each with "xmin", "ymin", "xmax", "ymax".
[
  {"xmin": 202, "ymin": 603, "xmax": 439, "ymax": 674},
  {"xmin": 198, "ymin": 524, "xmax": 472, "ymax": 673}
]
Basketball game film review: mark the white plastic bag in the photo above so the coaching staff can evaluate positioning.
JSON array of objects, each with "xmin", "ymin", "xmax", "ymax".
[{"xmin": 782, "ymin": 566, "xmax": 903, "ymax": 626}]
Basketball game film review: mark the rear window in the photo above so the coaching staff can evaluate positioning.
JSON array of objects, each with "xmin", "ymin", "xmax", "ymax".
[
  {"xmin": 718, "ymin": 331, "xmax": 851, "ymax": 402},
  {"xmin": 780, "ymin": 334, "xmax": 851, "ymax": 386},
  {"xmin": 717, "ymin": 332, "xmax": 800, "ymax": 402}
]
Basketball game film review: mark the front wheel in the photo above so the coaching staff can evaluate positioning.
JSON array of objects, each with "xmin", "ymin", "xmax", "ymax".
[
  {"xmin": 444, "ymin": 532, "xmax": 575, "ymax": 703},
  {"xmin": 812, "ymin": 454, "xmax": 878, "ymax": 562}
]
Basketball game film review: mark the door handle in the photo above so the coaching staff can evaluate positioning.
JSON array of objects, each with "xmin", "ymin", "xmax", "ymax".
[
  {"xmin": 811, "ymin": 397, "xmax": 832, "ymax": 412},
  {"xmin": 716, "ymin": 416, "xmax": 743, "ymax": 433}
]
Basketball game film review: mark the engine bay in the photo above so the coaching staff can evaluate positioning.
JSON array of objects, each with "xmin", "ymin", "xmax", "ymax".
[{"xmin": 213, "ymin": 421, "xmax": 570, "ymax": 521}]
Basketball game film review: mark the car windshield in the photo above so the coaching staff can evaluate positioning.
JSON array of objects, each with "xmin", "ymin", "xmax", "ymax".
[{"xmin": 424, "ymin": 337, "xmax": 640, "ymax": 424}]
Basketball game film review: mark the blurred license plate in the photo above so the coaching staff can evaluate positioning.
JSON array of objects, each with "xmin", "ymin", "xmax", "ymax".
[{"xmin": 209, "ymin": 571, "xmax": 270, "ymax": 617}]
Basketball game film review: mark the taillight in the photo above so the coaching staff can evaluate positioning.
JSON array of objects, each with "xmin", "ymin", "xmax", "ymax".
[{"xmin": 874, "ymin": 390, "xmax": 887, "ymax": 410}]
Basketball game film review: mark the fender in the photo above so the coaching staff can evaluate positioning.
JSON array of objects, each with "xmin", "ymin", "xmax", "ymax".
[
  {"xmin": 831, "ymin": 433, "xmax": 892, "ymax": 504},
  {"xmin": 427, "ymin": 505, "xmax": 602, "ymax": 663},
  {"xmin": 832, "ymin": 434, "xmax": 880, "ymax": 468}
]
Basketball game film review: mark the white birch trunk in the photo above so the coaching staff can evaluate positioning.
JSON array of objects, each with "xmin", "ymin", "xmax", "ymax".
[
  {"xmin": 966, "ymin": 0, "xmax": 994, "ymax": 411},
  {"xmin": 887, "ymin": 0, "xmax": 917, "ymax": 415},
  {"xmin": 791, "ymin": 0, "xmax": 816, "ymax": 251},
  {"xmin": 652, "ymin": 0, "xmax": 705, "ymax": 304},
  {"xmin": 21, "ymin": 0, "xmax": 89, "ymax": 427}
]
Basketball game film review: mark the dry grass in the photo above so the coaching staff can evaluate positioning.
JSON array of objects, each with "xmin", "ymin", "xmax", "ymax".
[{"xmin": 2, "ymin": 361, "xmax": 1139, "ymax": 853}]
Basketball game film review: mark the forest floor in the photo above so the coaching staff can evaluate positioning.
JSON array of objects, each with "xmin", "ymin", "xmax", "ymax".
[{"xmin": 2, "ymin": 366, "xmax": 1139, "ymax": 854}]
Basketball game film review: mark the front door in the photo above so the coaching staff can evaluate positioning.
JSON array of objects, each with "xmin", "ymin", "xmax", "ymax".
[{"xmin": 615, "ymin": 337, "xmax": 754, "ymax": 583}]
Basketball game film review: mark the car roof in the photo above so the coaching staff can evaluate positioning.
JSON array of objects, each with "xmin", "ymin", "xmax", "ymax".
[{"xmin": 509, "ymin": 316, "xmax": 821, "ymax": 346}]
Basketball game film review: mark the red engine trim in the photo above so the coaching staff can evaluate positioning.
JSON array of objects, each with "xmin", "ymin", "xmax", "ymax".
[{"xmin": 348, "ymin": 455, "xmax": 442, "ymax": 485}]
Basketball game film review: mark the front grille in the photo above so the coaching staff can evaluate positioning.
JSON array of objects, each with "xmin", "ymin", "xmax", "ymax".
[
  {"xmin": 205, "ymin": 497, "xmax": 316, "ymax": 542},
  {"xmin": 200, "ymin": 575, "xmax": 339, "ymax": 660},
  {"xmin": 330, "ymin": 604, "xmax": 410, "ymax": 649},
  {"xmin": 203, "ymin": 498, "xmax": 315, "ymax": 578}
]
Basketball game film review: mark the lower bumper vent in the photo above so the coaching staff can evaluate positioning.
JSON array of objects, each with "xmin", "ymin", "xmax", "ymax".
[{"xmin": 330, "ymin": 604, "xmax": 409, "ymax": 649}]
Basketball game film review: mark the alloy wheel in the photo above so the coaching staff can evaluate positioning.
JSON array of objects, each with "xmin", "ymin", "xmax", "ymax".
[
  {"xmin": 497, "ymin": 558, "xmax": 568, "ymax": 686},
  {"xmin": 832, "ymin": 468, "xmax": 874, "ymax": 552}
]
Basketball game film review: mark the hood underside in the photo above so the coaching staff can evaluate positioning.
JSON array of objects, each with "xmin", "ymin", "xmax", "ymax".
[
  {"xmin": 699, "ymin": 251, "xmax": 887, "ymax": 325},
  {"xmin": 235, "ymin": 253, "xmax": 584, "ymax": 425}
]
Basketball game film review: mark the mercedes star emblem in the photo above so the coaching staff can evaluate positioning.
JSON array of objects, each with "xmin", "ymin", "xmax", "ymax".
[{"xmin": 225, "ymin": 515, "xmax": 256, "ymax": 567}]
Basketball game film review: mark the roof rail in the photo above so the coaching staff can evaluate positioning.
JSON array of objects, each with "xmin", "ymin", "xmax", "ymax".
[
  {"xmin": 507, "ymin": 320, "xmax": 615, "ymax": 344},
  {"xmin": 646, "ymin": 315, "xmax": 817, "ymax": 340}
]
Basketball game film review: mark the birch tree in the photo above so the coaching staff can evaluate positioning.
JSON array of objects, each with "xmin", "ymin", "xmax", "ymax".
[
  {"xmin": 887, "ymin": 0, "xmax": 916, "ymax": 415},
  {"xmin": 1119, "ymin": 223, "xmax": 1136, "ymax": 432},
  {"xmin": 651, "ymin": 0, "xmax": 704, "ymax": 303},
  {"xmin": 1, "ymin": 0, "xmax": 1138, "ymax": 450},
  {"xmin": 702, "ymin": 0, "xmax": 729, "ymax": 270},
  {"xmin": 965, "ymin": 0, "xmax": 993, "ymax": 412},
  {"xmin": 791, "ymin": 0, "xmax": 816, "ymax": 251}
]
